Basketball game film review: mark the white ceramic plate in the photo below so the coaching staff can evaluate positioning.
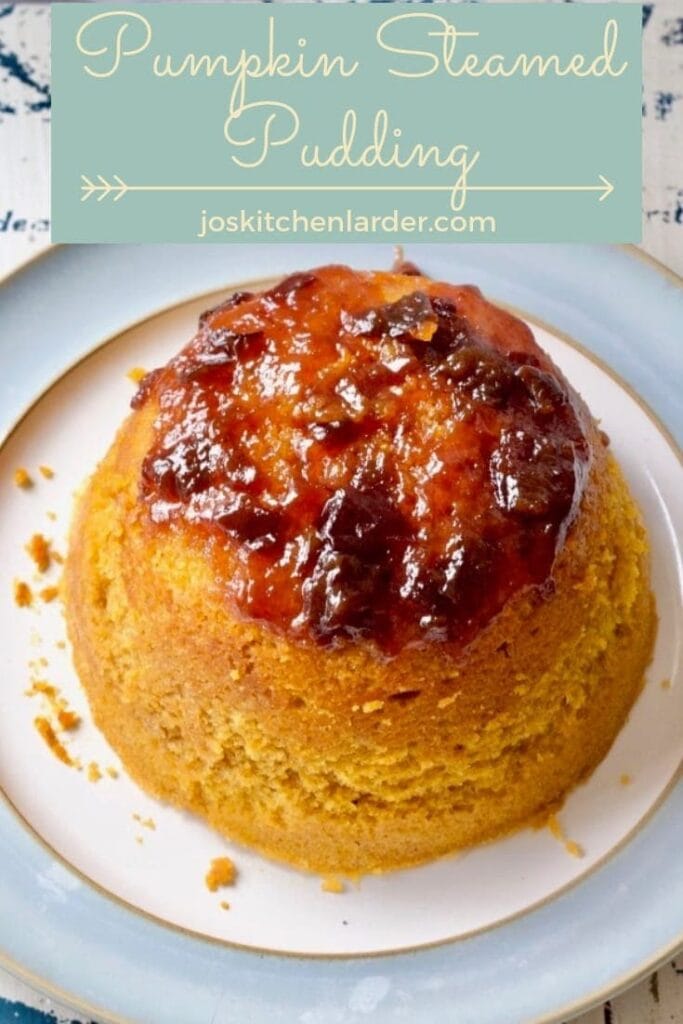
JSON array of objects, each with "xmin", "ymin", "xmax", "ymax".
[{"xmin": 0, "ymin": 244, "xmax": 681, "ymax": 1023}]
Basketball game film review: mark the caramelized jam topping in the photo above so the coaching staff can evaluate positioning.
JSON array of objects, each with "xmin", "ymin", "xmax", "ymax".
[{"xmin": 134, "ymin": 265, "xmax": 590, "ymax": 655}]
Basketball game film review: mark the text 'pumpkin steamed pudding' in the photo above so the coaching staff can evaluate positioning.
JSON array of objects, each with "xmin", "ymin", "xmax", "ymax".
[{"xmin": 65, "ymin": 263, "xmax": 655, "ymax": 873}]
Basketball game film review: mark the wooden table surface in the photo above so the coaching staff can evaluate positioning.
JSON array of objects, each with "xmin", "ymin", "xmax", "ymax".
[{"xmin": 0, "ymin": 3, "xmax": 681, "ymax": 1022}]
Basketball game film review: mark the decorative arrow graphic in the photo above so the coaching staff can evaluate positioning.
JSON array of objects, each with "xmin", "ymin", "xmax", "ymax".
[
  {"xmin": 80, "ymin": 174, "xmax": 129, "ymax": 202},
  {"xmin": 81, "ymin": 174, "xmax": 615, "ymax": 204}
]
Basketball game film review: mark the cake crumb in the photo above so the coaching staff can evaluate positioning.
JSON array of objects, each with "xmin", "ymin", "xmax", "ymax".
[
  {"xmin": 362, "ymin": 700, "xmax": 384, "ymax": 714},
  {"xmin": 661, "ymin": 678, "xmax": 671, "ymax": 691},
  {"xmin": 27, "ymin": 679, "xmax": 57, "ymax": 699},
  {"xmin": 87, "ymin": 762, "xmax": 103, "ymax": 783},
  {"xmin": 133, "ymin": 813, "xmax": 156, "ymax": 830},
  {"xmin": 38, "ymin": 465, "xmax": 55, "ymax": 480},
  {"xmin": 14, "ymin": 580, "xmax": 33, "ymax": 607},
  {"xmin": 205, "ymin": 856, "xmax": 236, "ymax": 892},
  {"xmin": 34, "ymin": 716, "xmax": 73, "ymax": 766},
  {"xmin": 220, "ymin": 900, "xmax": 230, "ymax": 911},
  {"xmin": 56, "ymin": 640, "xmax": 67, "ymax": 650},
  {"xmin": 106, "ymin": 766, "xmax": 119, "ymax": 779},
  {"xmin": 547, "ymin": 813, "xmax": 562, "ymax": 840},
  {"xmin": 321, "ymin": 876, "xmax": 345, "ymax": 894},
  {"xmin": 229, "ymin": 669, "xmax": 240, "ymax": 681},
  {"xmin": 619, "ymin": 773, "xmax": 632, "ymax": 786},
  {"xmin": 58, "ymin": 709, "xmax": 81, "ymax": 732},
  {"xmin": 46, "ymin": 511, "xmax": 57, "ymax": 522},
  {"xmin": 547, "ymin": 813, "xmax": 584, "ymax": 858},
  {"xmin": 135, "ymin": 835, "xmax": 144, "ymax": 845},
  {"xmin": 27, "ymin": 680, "xmax": 80, "ymax": 736},
  {"xmin": 26, "ymin": 533, "xmax": 52, "ymax": 573},
  {"xmin": 437, "ymin": 694, "xmax": 457, "ymax": 709},
  {"xmin": 40, "ymin": 585, "xmax": 59, "ymax": 604},
  {"xmin": 127, "ymin": 366, "xmax": 147, "ymax": 384},
  {"xmin": 14, "ymin": 467, "xmax": 33, "ymax": 489}
]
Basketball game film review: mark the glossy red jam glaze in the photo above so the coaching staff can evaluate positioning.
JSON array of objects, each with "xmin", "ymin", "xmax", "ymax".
[{"xmin": 133, "ymin": 265, "xmax": 592, "ymax": 655}]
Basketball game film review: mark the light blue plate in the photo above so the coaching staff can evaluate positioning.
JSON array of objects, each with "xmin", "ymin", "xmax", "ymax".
[{"xmin": 1, "ymin": 244, "xmax": 681, "ymax": 1024}]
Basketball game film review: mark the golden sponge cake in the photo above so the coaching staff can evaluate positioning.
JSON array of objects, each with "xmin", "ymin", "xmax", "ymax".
[{"xmin": 64, "ymin": 264, "xmax": 655, "ymax": 873}]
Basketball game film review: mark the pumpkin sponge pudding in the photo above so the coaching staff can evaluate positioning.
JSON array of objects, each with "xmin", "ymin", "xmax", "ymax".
[{"xmin": 65, "ymin": 264, "xmax": 655, "ymax": 874}]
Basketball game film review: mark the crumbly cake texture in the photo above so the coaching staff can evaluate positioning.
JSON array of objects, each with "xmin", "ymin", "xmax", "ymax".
[
  {"xmin": 64, "ymin": 265, "xmax": 655, "ymax": 874},
  {"xmin": 205, "ymin": 856, "xmax": 236, "ymax": 892}
]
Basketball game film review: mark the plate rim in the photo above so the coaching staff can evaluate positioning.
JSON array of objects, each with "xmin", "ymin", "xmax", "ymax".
[{"xmin": 3, "ymin": 926, "xmax": 683, "ymax": 1024}]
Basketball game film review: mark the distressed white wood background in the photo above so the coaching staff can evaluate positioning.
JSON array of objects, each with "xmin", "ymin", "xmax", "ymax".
[{"xmin": 0, "ymin": 3, "xmax": 681, "ymax": 1023}]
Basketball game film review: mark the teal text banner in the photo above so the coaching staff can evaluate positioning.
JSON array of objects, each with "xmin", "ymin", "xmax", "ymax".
[{"xmin": 51, "ymin": 3, "xmax": 642, "ymax": 243}]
